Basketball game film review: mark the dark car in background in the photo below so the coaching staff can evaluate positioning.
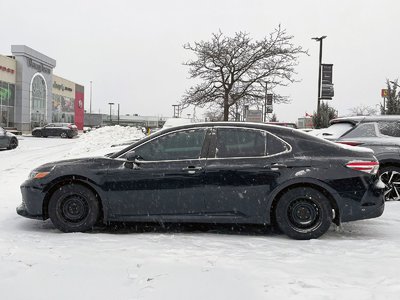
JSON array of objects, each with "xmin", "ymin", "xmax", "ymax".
[
  {"xmin": 32, "ymin": 123, "xmax": 78, "ymax": 138},
  {"xmin": 17, "ymin": 122, "xmax": 384, "ymax": 240},
  {"xmin": 0, "ymin": 127, "xmax": 18, "ymax": 150},
  {"xmin": 313, "ymin": 115, "xmax": 400, "ymax": 201}
]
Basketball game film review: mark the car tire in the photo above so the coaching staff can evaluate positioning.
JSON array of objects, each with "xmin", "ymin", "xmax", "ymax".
[
  {"xmin": 33, "ymin": 130, "xmax": 41, "ymax": 137},
  {"xmin": 7, "ymin": 138, "xmax": 18, "ymax": 150},
  {"xmin": 275, "ymin": 187, "xmax": 332, "ymax": 240},
  {"xmin": 379, "ymin": 166, "xmax": 400, "ymax": 201},
  {"xmin": 60, "ymin": 132, "xmax": 68, "ymax": 138},
  {"xmin": 48, "ymin": 184, "xmax": 100, "ymax": 233}
]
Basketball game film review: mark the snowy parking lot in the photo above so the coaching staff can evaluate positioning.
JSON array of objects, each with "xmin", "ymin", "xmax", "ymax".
[{"xmin": 1, "ymin": 127, "xmax": 400, "ymax": 300}]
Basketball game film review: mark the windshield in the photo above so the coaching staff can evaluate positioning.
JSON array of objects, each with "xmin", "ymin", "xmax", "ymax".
[{"xmin": 312, "ymin": 123, "xmax": 354, "ymax": 140}]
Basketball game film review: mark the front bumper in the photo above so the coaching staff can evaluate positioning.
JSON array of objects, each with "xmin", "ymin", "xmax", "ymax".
[
  {"xmin": 17, "ymin": 182, "xmax": 46, "ymax": 220},
  {"xmin": 16, "ymin": 202, "xmax": 43, "ymax": 220}
]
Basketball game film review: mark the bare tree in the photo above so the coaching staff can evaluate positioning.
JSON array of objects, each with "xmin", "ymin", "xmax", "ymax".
[
  {"xmin": 348, "ymin": 104, "xmax": 379, "ymax": 116},
  {"xmin": 182, "ymin": 26, "xmax": 307, "ymax": 120}
]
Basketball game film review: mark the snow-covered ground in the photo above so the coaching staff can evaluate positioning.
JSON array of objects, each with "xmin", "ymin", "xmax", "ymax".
[{"xmin": 1, "ymin": 126, "xmax": 400, "ymax": 300}]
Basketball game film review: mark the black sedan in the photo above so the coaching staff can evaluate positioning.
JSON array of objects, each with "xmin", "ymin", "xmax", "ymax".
[
  {"xmin": 17, "ymin": 122, "xmax": 385, "ymax": 239},
  {"xmin": 0, "ymin": 127, "xmax": 18, "ymax": 150},
  {"xmin": 32, "ymin": 123, "xmax": 78, "ymax": 138}
]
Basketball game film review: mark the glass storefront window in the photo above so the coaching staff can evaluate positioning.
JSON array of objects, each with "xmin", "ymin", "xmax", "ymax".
[
  {"xmin": 0, "ymin": 81, "xmax": 15, "ymax": 127},
  {"xmin": 52, "ymin": 94, "xmax": 75, "ymax": 124},
  {"xmin": 31, "ymin": 75, "xmax": 47, "ymax": 128}
]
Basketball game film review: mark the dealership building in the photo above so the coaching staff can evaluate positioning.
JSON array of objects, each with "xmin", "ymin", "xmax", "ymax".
[{"xmin": 0, "ymin": 45, "xmax": 84, "ymax": 132}]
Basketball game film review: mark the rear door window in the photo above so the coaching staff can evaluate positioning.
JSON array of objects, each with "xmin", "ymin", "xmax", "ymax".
[
  {"xmin": 216, "ymin": 128, "xmax": 266, "ymax": 158},
  {"xmin": 215, "ymin": 128, "xmax": 289, "ymax": 158}
]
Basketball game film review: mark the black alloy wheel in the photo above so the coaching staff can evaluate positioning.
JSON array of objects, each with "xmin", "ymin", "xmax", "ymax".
[
  {"xmin": 379, "ymin": 166, "xmax": 400, "ymax": 201},
  {"xmin": 48, "ymin": 184, "xmax": 100, "ymax": 232},
  {"xmin": 275, "ymin": 187, "xmax": 332, "ymax": 240},
  {"xmin": 7, "ymin": 138, "xmax": 18, "ymax": 149}
]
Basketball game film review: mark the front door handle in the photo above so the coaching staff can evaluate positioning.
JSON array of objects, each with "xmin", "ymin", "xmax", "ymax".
[
  {"xmin": 264, "ymin": 163, "xmax": 287, "ymax": 170},
  {"xmin": 182, "ymin": 166, "xmax": 203, "ymax": 174}
]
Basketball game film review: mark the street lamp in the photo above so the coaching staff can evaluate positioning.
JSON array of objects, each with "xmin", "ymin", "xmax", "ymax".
[
  {"xmin": 108, "ymin": 102, "xmax": 114, "ymax": 124},
  {"xmin": 312, "ymin": 35, "xmax": 327, "ymax": 121}
]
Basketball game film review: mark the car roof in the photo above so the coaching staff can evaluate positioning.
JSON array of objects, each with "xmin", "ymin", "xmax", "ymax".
[
  {"xmin": 330, "ymin": 115, "xmax": 400, "ymax": 125},
  {"xmin": 159, "ymin": 121, "xmax": 295, "ymax": 133}
]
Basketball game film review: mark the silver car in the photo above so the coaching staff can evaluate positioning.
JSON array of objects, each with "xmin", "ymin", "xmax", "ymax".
[
  {"xmin": 0, "ymin": 127, "xmax": 18, "ymax": 150},
  {"xmin": 313, "ymin": 115, "xmax": 400, "ymax": 201}
]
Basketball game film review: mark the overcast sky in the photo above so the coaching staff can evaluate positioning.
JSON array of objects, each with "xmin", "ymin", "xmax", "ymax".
[{"xmin": 1, "ymin": 0, "xmax": 399, "ymax": 122}]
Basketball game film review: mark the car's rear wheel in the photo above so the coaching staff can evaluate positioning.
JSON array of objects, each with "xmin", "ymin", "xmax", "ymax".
[
  {"xmin": 32, "ymin": 130, "xmax": 41, "ymax": 137},
  {"xmin": 48, "ymin": 184, "xmax": 100, "ymax": 232},
  {"xmin": 275, "ymin": 187, "xmax": 332, "ymax": 240},
  {"xmin": 7, "ymin": 138, "xmax": 18, "ymax": 149},
  {"xmin": 379, "ymin": 166, "xmax": 400, "ymax": 201},
  {"xmin": 60, "ymin": 132, "xmax": 68, "ymax": 138}
]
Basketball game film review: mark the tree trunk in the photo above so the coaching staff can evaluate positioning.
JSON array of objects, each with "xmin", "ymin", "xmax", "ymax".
[{"xmin": 223, "ymin": 95, "xmax": 229, "ymax": 121}]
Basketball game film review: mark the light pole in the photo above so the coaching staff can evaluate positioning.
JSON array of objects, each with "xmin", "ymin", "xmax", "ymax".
[
  {"xmin": 108, "ymin": 102, "xmax": 114, "ymax": 124},
  {"xmin": 89, "ymin": 81, "xmax": 92, "ymax": 115},
  {"xmin": 312, "ymin": 35, "xmax": 327, "ymax": 122}
]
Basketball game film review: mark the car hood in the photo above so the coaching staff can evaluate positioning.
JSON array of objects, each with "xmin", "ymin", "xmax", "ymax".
[{"xmin": 34, "ymin": 157, "xmax": 113, "ymax": 172}]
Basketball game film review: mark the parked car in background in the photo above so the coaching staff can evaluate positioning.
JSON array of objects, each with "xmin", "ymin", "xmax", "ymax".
[
  {"xmin": 18, "ymin": 122, "xmax": 384, "ymax": 239},
  {"xmin": 32, "ymin": 123, "xmax": 78, "ymax": 138},
  {"xmin": 0, "ymin": 127, "xmax": 18, "ymax": 150},
  {"xmin": 312, "ymin": 115, "xmax": 400, "ymax": 201}
]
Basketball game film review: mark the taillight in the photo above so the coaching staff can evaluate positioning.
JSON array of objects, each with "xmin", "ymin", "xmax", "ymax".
[
  {"xmin": 346, "ymin": 160, "xmax": 379, "ymax": 175},
  {"xmin": 336, "ymin": 141, "xmax": 363, "ymax": 146}
]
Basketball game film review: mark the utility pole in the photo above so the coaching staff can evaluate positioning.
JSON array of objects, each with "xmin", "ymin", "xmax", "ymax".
[
  {"xmin": 117, "ymin": 103, "xmax": 120, "ymax": 125},
  {"xmin": 89, "ymin": 81, "xmax": 92, "ymax": 127},
  {"xmin": 312, "ymin": 36, "xmax": 327, "ymax": 122},
  {"xmin": 108, "ymin": 102, "xmax": 114, "ymax": 125},
  {"xmin": 263, "ymin": 82, "xmax": 268, "ymax": 122},
  {"xmin": 172, "ymin": 104, "xmax": 181, "ymax": 118}
]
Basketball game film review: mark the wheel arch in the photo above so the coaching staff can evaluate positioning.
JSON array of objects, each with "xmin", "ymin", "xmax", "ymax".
[
  {"xmin": 378, "ymin": 159, "xmax": 400, "ymax": 170},
  {"xmin": 267, "ymin": 178, "xmax": 341, "ymax": 226},
  {"xmin": 42, "ymin": 176, "xmax": 106, "ymax": 222}
]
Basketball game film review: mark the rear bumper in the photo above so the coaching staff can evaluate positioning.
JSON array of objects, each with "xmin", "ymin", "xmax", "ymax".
[{"xmin": 339, "ymin": 181, "xmax": 385, "ymax": 222}]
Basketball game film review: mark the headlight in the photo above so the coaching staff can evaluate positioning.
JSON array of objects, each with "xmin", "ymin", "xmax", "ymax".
[{"xmin": 29, "ymin": 171, "xmax": 50, "ymax": 179}]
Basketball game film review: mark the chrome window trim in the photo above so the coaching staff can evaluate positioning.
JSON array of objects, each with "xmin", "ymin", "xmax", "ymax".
[{"xmin": 117, "ymin": 125, "xmax": 292, "ymax": 163}]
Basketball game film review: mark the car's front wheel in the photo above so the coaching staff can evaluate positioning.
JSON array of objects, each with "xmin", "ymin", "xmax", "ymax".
[
  {"xmin": 275, "ymin": 187, "xmax": 332, "ymax": 240},
  {"xmin": 60, "ymin": 132, "xmax": 68, "ymax": 138},
  {"xmin": 379, "ymin": 166, "xmax": 400, "ymax": 201},
  {"xmin": 7, "ymin": 138, "xmax": 18, "ymax": 149},
  {"xmin": 48, "ymin": 184, "xmax": 100, "ymax": 232}
]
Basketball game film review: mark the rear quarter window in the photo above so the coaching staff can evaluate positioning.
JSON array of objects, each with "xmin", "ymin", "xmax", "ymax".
[{"xmin": 342, "ymin": 123, "xmax": 377, "ymax": 138}]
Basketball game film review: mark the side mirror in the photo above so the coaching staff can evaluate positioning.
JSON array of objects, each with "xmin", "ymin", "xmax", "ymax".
[
  {"xmin": 124, "ymin": 151, "xmax": 142, "ymax": 169},
  {"xmin": 125, "ymin": 151, "xmax": 142, "ymax": 162}
]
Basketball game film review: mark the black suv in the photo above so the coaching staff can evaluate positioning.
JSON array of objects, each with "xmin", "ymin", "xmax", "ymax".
[
  {"xmin": 32, "ymin": 123, "xmax": 78, "ymax": 138},
  {"xmin": 314, "ymin": 115, "xmax": 400, "ymax": 200}
]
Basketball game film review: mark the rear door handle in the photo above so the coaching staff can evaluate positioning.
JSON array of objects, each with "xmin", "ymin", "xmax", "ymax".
[{"xmin": 182, "ymin": 166, "xmax": 203, "ymax": 174}]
